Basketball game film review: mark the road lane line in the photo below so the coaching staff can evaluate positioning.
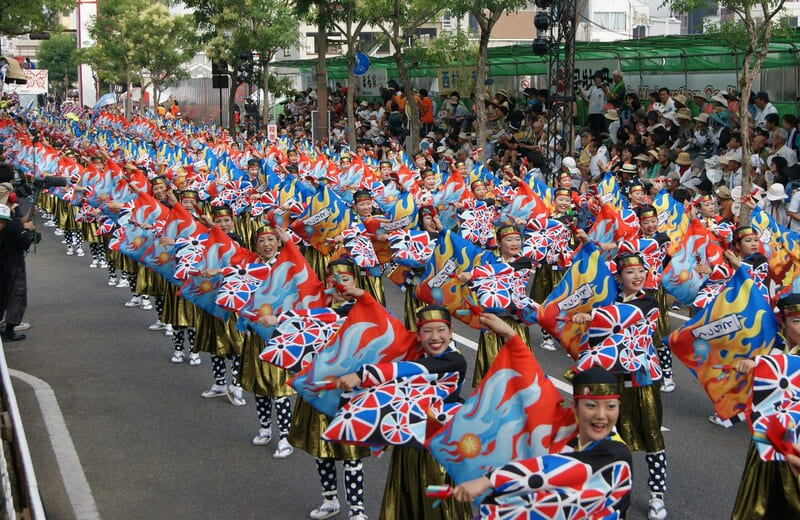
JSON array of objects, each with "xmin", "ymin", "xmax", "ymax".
[
  {"xmin": 452, "ymin": 333, "xmax": 670, "ymax": 431},
  {"xmin": 669, "ymin": 311, "xmax": 689, "ymax": 322},
  {"xmin": 10, "ymin": 369, "xmax": 101, "ymax": 520}
]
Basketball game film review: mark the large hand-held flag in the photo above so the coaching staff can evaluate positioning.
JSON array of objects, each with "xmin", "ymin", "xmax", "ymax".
[
  {"xmin": 749, "ymin": 354, "xmax": 800, "ymax": 462},
  {"xmin": 427, "ymin": 335, "xmax": 577, "ymax": 493},
  {"xmin": 661, "ymin": 218, "xmax": 724, "ymax": 306},
  {"xmin": 289, "ymin": 293, "xmax": 420, "ymax": 418},
  {"xmin": 537, "ymin": 242, "xmax": 618, "ymax": 359},
  {"xmin": 667, "ymin": 266, "xmax": 780, "ymax": 420}
]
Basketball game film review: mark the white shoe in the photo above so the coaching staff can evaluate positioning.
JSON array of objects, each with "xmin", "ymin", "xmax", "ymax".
[
  {"xmin": 107, "ymin": 276, "xmax": 118, "ymax": 286},
  {"xmin": 708, "ymin": 414, "xmax": 733, "ymax": 428},
  {"xmin": 648, "ymin": 497, "xmax": 667, "ymax": 520},
  {"xmin": 272, "ymin": 438, "xmax": 294, "ymax": 459},
  {"xmin": 66, "ymin": 246, "xmax": 74, "ymax": 256},
  {"xmin": 99, "ymin": 260, "xmax": 108, "ymax": 268},
  {"xmin": 252, "ymin": 428, "xmax": 273, "ymax": 446},
  {"xmin": 349, "ymin": 514, "xmax": 368, "ymax": 520},
  {"xmin": 661, "ymin": 377, "xmax": 676, "ymax": 393},
  {"xmin": 125, "ymin": 296, "xmax": 142, "ymax": 307},
  {"xmin": 54, "ymin": 228, "xmax": 64, "ymax": 235},
  {"xmin": 540, "ymin": 338, "xmax": 557, "ymax": 351},
  {"xmin": 13, "ymin": 323, "xmax": 30, "ymax": 331},
  {"xmin": 201, "ymin": 384, "xmax": 228, "ymax": 399},
  {"xmin": 140, "ymin": 297, "xmax": 153, "ymax": 311},
  {"xmin": 164, "ymin": 324, "xmax": 174, "ymax": 337},
  {"xmin": 188, "ymin": 352, "xmax": 201, "ymax": 366},
  {"xmin": 89, "ymin": 259, "xmax": 99, "ymax": 268},
  {"xmin": 228, "ymin": 385, "xmax": 246, "ymax": 406},
  {"xmin": 76, "ymin": 247, "xmax": 85, "ymax": 257},
  {"xmin": 170, "ymin": 350, "xmax": 186, "ymax": 364},
  {"xmin": 116, "ymin": 278, "xmax": 130, "ymax": 288},
  {"xmin": 309, "ymin": 497, "xmax": 340, "ymax": 520},
  {"xmin": 149, "ymin": 321, "xmax": 167, "ymax": 331}
]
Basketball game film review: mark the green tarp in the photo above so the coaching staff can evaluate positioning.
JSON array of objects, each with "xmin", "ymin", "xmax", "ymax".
[{"xmin": 276, "ymin": 33, "xmax": 800, "ymax": 80}]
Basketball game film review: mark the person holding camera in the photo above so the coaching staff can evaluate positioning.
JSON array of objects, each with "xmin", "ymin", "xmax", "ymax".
[{"xmin": 0, "ymin": 185, "xmax": 35, "ymax": 341}]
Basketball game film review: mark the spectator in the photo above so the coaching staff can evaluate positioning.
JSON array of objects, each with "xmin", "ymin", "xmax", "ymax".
[
  {"xmin": 580, "ymin": 71, "xmax": 607, "ymax": 136},
  {"xmin": 759, "ymin": 183, "xmax": 789, "ymax": 227},
  {"xmin": 770, "ymin": 127, "xmax": 798, "ymax": 167},
  {"xmin": 419, "ymin": 89, "xmax": 434, "ymax": 135},
  {"xmin": 0, "ymin": 184, "xmax": 34, "ymax": 341},
  {"xmin": 753, "ymin": 91, "xmax": 778, "ymax": 129}
]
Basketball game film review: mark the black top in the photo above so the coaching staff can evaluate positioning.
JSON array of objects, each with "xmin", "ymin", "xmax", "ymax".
[{"xmin": 0, "ymin": 217, "xmax": 32, "ymax": 269}]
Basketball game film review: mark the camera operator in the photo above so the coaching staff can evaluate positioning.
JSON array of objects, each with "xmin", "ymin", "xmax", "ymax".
[{"xmin": 0, "ymin": 182, "xmax": 35, "ymax": 341}]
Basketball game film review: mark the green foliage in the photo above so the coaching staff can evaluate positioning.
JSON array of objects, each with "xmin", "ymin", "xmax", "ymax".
[
  {"xmin": 405, "ymin": 30, "xmax": 476, "ymax": 67},
  {"xmin": 0, "ymin": 0, "xmax": 73, "ymax": 37},
  {"xmin": 35, "ymin": 32, "xmax": 78, "ymax": 90}
]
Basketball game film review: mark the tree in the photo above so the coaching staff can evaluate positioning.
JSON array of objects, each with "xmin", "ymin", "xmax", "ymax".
[
  {"xmin": 449, "ymin": 0, "xmax": 529, "ymax": 162},
  {"xmin": 36, "ymin": 32, "xmax": 78, "ymax": 99},
  {"xmin": 361, "ymin": 0, "xmax": 444, "ymax": 151},
  {"xmin": 294, "ymin": 0, "xmax": 334, "ymax": 145},
  {"xmin": 0, "ymin": 0, "xmax": 72, "ymax": 40},
  {"xmin": 667, "ymin": 0, "xmax": 788, "ymax": 221},
  {"xmin": 330, "ymin": 1, "xmax": 368, "ymax": 149}
]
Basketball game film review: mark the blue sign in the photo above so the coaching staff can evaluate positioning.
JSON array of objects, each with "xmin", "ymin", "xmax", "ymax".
[{"xmin": 353, "ymin": 52, "xmax": 370, "ymax": 76}]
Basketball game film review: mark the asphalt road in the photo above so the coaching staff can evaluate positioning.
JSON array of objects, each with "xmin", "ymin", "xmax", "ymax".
[{"xmin": 7, "ymin": 225, "xmax": 752, "ymax": 520}]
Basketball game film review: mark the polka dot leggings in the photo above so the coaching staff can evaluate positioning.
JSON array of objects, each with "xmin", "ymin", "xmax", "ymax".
[
  {"xmin": 657, "ymin": 346, "xmax": 673, "ymax": 380},
  {"xmin": 314, "ymin": 458, "xmax": 365, "ymax": 516},
  {"xmin": 255, "ymin": 396, "xmax": 292, "ymax": 440},
  {"xmin": 171, "ymin": 327, "xmax": 196, "ymax": 352},
  {"xmin": 211, "ymin": 354, "xmax": 241, "ymax": 387},
  {"xmin": 154, "ymin": 296, "xmax": 165, "ymax": 319},
  {"xmin": 646, "ymin": 450, "xmax": 667, "ymax": 495},
  {"xmin": 89, "ymin": 243, "xmax": 104, "ymax": 261}
]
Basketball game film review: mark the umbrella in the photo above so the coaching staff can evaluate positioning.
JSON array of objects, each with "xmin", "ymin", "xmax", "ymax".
[{"xmin": 94, "ymin": 93, "xmax": 117, "ymax": 110}]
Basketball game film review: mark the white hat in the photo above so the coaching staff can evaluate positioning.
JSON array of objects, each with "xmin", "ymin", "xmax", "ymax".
[
  {"xmin": 767, "ymin": 183, "xmax": 786, "ymax": 201},
  {"xmin": 711, "ymin": 92, "xmax": 728, "ymax": 105},
  {"xmin": 706, "ymin": 168, "xmax": 723, "ymax": 184},
  {"xmin": 0, "ymin": 204, "xmax": 11, "ymax": 222},
  {"xmin": 562, "ymin": 156, "xmax": 579, "ymax": 174},
  {"xmin": 727, "ymin": 150, "xmax": 743, "ymax": 164},
  {"xmin": 436, "ymin": 146, "xmax": 448, "ymax": 154}
]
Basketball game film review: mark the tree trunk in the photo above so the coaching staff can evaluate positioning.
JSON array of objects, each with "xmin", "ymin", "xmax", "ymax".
[
  {"xmin": 346, "ymin": 54, "xmax": 357, "ymax": 150},
  {"xmin": 262, "ymin": 62, "xmax": 271, "ymax": 126},
  {"xmin": 315, "ymin": 22, "xmax": 329, "ymax": 146},
  {"xmin": 474, "ymin": 17, "xmax": 494, "ymax": 164},
  {"xmin": 394, "ymin": 50, "xmax": 419, "ymax": 153}
]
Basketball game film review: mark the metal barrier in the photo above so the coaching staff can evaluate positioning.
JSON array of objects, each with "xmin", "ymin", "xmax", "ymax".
[{"xmin": 0, "ymin": 339, "xmax": 45, "ymax": 519}]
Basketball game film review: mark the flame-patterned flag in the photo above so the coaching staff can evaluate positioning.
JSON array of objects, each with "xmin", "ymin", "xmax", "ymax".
[
  {"xmin": 749, "ymin": 354, "xmax": 800, "ymax": 462},
  {"xmin": 667, "ymin": 266, "xmax": 780, "ymax": 420},
  {"xmin": 652, "ymin": 189, "xmax": 689, "ymax": 243},
  {"xmin": 499, "ymin": 181, "xmax": 549, "ymax": 228},
  {"xmin": 322, "ymin": 372, "xmax": 461, "ymax": 448},
  {"xmin": 363, "ymin": 191, "xmax": 419, "ymax": 264},
  {"xmin": 237, "ymin": 240, "xmax": 326, "ymax": 340},
  {"xmin": 588, "ymin": 204, "xmax": 639, "ymax": 261},
  {"xmin": 415, "ymin": 230, "xmax": 495, "ymax": 329},
  {"xmin": 537, "ymin": 242, "xmax": 618, "ymax": 359},
  {"xmin": 260, "ymin": 308, "xmax": 346, "ymax": 374},
  {"xmin": 175, "ymin": 226, "xmax": 239, "ymax": 320},
  {"xmin": 661, "ymin": 218, "xmax": 725, "ymax": 306},
  {"xmin": 433, "ymin": 169, "xmax": 470, "ymax": 230},
  {"xmin": 750, "ymin": 205, "xmax": 800, "ymax": 285},
  {"xmin": 143, "ymin": 203, "xmax": 204, "ymax": 284},
  {"xmin": 290, "ymin": 184, "xmax": 352, "ymax": 255},
  {"xmin": 290, "ymin": 293, "xmax": 421, "ymax": 417},
  {"xmin": 597, "ymin": 171, "xmax": 623, "ymax": 210},
  {"xmin": 478, "ymin": 454, "xmax": 632, "ymax": 519},
  {"xmin": 426, "ymin": 334, "xmax": 577, "ymax": 490}
]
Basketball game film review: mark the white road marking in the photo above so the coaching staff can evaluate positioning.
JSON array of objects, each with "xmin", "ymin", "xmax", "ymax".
[
  {"xmin": 10, "ymin": 369, "xmax": 101, "ymax": 520},
  {"xmin": 452, "ymin": 333, "xmax": 671, "ymax": 432},
  {"xmin": 669, "ymin": 311, "xmax": 689, "ymax": 322}
]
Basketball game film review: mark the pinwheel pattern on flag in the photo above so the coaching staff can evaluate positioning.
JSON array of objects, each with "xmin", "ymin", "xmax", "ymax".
[
  {"xmin": 415, "ymin": 230, "xmax": 495, "ymax": 329},
  {"xmin": 458, "ymin": 203, "xmax": 497, "ymax": 248},
  {"xmin": 322, "ymin": 372, "xmax": 460, "ymax": 448},
  {"xmin": 661, "ymin": 219, "xmax": 724, "ymax": 306},
  {"xmin": 176, "ymin": 226, "xmax": 237, "ymax": 320},
  {"xmin": 749, "ymin": 354, "xmax": 800, "ymax": 462},
  {"xmin": 260, "ymin": 308, "xmax": 345, "ymax": 374},
  {"xmin": 427, "ymin": 335, "xmax": 577, "ymax": 493},
  {"xmin": 537, "ymin": 243, "xmax": 617, "ymax": 359},
  {"xmin": 480, "ymin": 456, "xmax": 631, "ymax": 520},
  {"xmin": 388, "ymin": 229, "xmax": 436, "ymax": 268},
  {"xmin": 290, "ymin": 293, "xmax": 421, "ymax": 417},
  {"xmin": 237, "ymin": 240, "xmax": 325, "ymax": 340},
  {"xmin": 469, "ymin": 263, "xmax": 536, "ymax": 320},
  {"xmin": 215, "ymin": 263, "xmax": 272, "ymax": 312},
  {"xmin": 290, "ymin": 185, "xmax": 352, "ymax": 255},
  {"xmin": 341, "ymin": 225, "xmax": 381, "ymax": 276},
  {"xmin": 666, "ymin": 266, "xmax": 780, "ymax": 420},
  {"xmin": 143, "ymin": 203, "xmax": 203, "ymax": 284}
]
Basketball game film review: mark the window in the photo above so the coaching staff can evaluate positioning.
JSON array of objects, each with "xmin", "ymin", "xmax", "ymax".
[{"xmin": 594, "ymin": 12, "xmax": 627, "ymax": 32}]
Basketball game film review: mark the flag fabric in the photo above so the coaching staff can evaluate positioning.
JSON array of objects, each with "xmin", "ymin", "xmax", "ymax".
[
  {"xmin": 322, "ymin": 372, "xmax": 461, "ymax": 448},
  {"xmin": 260, "ymin": 308, "xmax": 346, "ymax": 373},
  {"xmin": 290, "ymin": 185, "xmax": 353, "ymax": 255},
  {"xmin": 537, "ymin": 243, "xmax": 618, "ymax": 359},
  {"xmin": 289, "ymin": 293, "xmax": 421, "ymax": 417},
  {"xmin": 597, "ymin": 172, "xmax": 623, "ymax": 210},
  {"xmin": 415, "ymin": 230, "xmax": 496, "ymax": 329},
  {"xmin": 427, "ymin": 334, "xmax": 577, "ymax": 490},
  {"xmin": 661, "ymin": 219, "xmax": 725, "ymax": 306},
  {"xmin": 458, "ymin": 202, "xmax": 497, "ymax": 248},
  {"xmin": 215, "ymin": 263, "xmax": 272, "ymax": 312},
  {"xmin": 237, "ymin": 240, "xmax": 326, "ymax": 340},
  {"xmin": 340, "ymin": 225, "xmax": 381, "ymax": 276},
  {"xmin": 749, "ymin": 354, "xmax": 800, "ymax": 462},
  {"xmin": 652, "ymin": 189, "xmax": 689, "ymax": 243},
  {"xmin": 666, "ymin": 266, "xmax": 780, "ymax": 420},
  {"xmin": 144, "ymin": 203, "xmax": 204, "ymax": 284},
  {"xmin": 388, "ymin": 229, "xmax": 436, "ymax": 269},
  {"xmin": 588, "ymin": 204, "xmax": 639, "ymax": 261},
  {"xmin": 750, "ymin": 205, "xmax": 800, "ymax": 285},
  {"xmin": 478, "ymin": 453, "xmax": 632, "ymax": 520},
  {"xmin": 433, "ymin": 170, "xmax": 470, "ymax": 230}
]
